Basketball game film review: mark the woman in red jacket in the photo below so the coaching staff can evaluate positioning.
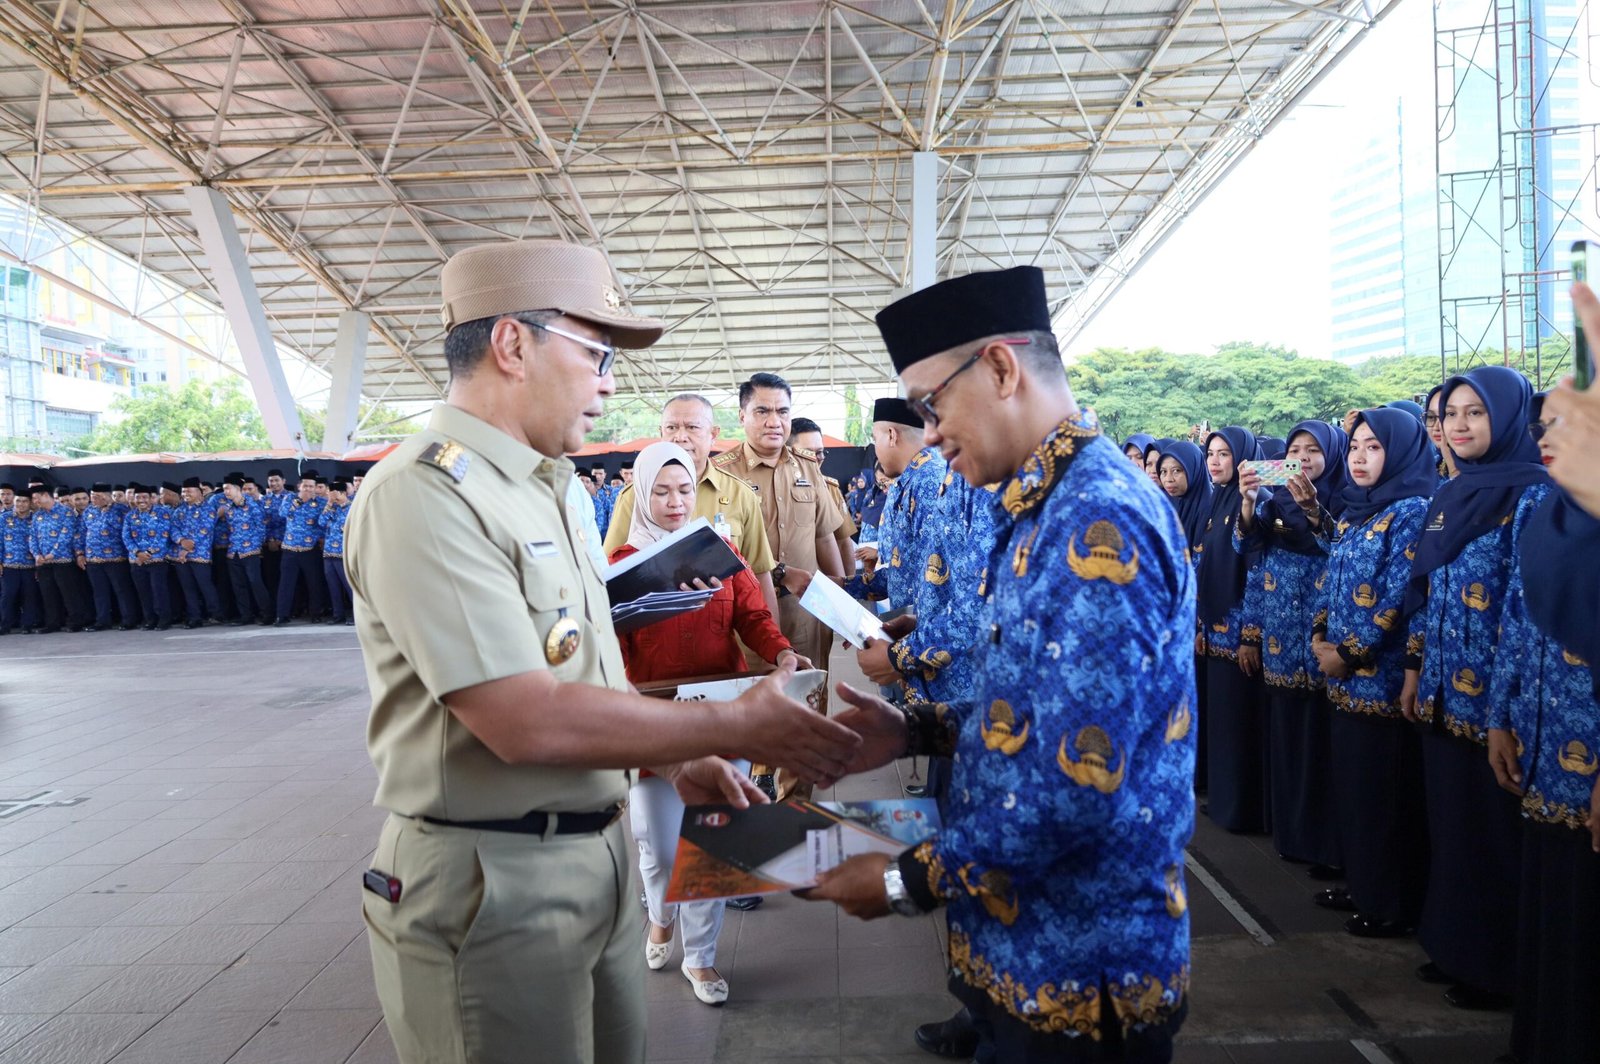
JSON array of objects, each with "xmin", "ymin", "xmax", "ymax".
[{"xmin": 611, "ymin": 441, "xmax": 811, "ymax": 1007}]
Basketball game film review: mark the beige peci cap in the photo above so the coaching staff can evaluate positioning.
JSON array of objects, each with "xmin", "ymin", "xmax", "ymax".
[{"xmin": 439, "ymin": 239, "xmax": 664, "ymax": 349}]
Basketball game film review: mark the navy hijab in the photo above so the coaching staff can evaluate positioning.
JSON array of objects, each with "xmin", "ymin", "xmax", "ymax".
[
  {"xmin": 1196, "ymin": 427, "xmax": 1260, "ymax": 623},
  {"xmin": 1123, "ymin": 433, "xmax": 1156, "ymax": 460},
  {"xmin": 1406, "ymin": 366, "xmax": 1548, "ymax": 614},
  {"xmin": 1386, "ymin": 398, "xmax": 1427, "ymax": 424},
  {"xmin": 1520, "ymin": 490, "xmax": 1600, "ymax": 691},
  {"xmin": 1338, "ymin": 408, "xmax": 1438, "ymax": 526},
  {"xmin": 1258, "ymin": 436, "xmax": 1288, "ymax": 460},
  {"xmin": 1156, "ymin": 440, "xmax": 1211, "ymax": 548},
  {"xmin": 1256, "ymin": 420, "xmax": 1349, "ymax": 556}
]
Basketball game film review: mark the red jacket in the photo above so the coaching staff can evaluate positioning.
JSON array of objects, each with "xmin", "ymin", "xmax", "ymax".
[{"xmin": 608, "ymin": 542, "xmax": 790, "ymax": 686}]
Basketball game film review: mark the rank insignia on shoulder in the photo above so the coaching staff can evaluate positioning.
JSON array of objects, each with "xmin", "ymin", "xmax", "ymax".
[{"xmin": 421, "ymin": 440, "xmax": 471, "ymax": 483}]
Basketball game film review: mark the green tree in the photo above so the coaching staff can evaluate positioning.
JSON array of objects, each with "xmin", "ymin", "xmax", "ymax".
[
  {"xmin": 1351, "ymin": 354, "xmax": 1446, "ymax": 405},
  {"xmin": 842, "ymin": 384, "xmax": 871, "ymax": 446},
  {"xmin": 85, "ymin": 379, "xmax": 270, "ymax": 453}
]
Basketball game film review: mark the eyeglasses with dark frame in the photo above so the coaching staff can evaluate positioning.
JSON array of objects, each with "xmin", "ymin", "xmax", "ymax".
[
  {"xmin": 1529, "ymin": 418, "xmax": 1557, "ymax": 442},
  {"xmin": 514, "ymin": 316, "xmax": 617, "ymax": 377},
  {"xmin": 907, "ymin": 337, "xmax": 1032, "ymax": 428}
]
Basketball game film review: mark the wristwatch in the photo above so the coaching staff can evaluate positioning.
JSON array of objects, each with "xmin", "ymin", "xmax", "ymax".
[
  {"xmin": 883, "ymin": 862, "xmax": 922, "ymax": 917},
  {"xmin": 772, "ymin": 562, "xmax": 790, "ymax": 598}
]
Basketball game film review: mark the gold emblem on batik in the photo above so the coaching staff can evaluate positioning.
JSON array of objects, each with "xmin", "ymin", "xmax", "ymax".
[
  {"xmin": 1564, "ymin": 648, "xmax": 1590, "ymax": 668},
  {"xmin": 1559, "ymin": 741, "xmax": 1599, "ymax": 777},
  {"xmin": 925, "ymin": 552, "xmax": 951, "ymax": 586},
  {"xmin": 1267, "ymin": 636, "xmax": 1282, "ymax": 656},
  {"xmin": 1372, "ymin": 608, "xmax": 1399, "ymax": 631},
  {"xmin": 1352, "ymin": 584, "xmax": 1378, "ymax": 608},
  {"xmin": 1057, "ymin": 725, "xmax": 1126, "ymax": 794},
  {"xmin": 1461, "ymin": 583, "xmax": 1491, "ymax": 612},
  {"xmin": 957, "ymin": 864, "xmax": 1019, "ymax": 926},
  {"xmin": 1262, "ymin": 570, "xmax": 1277, "ymax": 592},
  {"xmin": 1164, "ymin": 865, "xmax": 1187, "ymax": 917},
  {"xmin": 981, "ymin": 700, "xmax": 1030, "ymax": 755},
  {"xmin": 1164, "ymin": 700, "xmax": 1191, "ymax": 743},
  {"xmin": 1066, "ymin": 520, "xmax": 1139, "ymax": 585},
  {"xmin": 1452, "ymin": 668, "xmax": 1484, "ymax": 697}
]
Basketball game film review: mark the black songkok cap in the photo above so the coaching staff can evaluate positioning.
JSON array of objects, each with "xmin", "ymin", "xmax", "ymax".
[
  {"xmin": 872, "ymin": 397, "xmax": 924, "ymax": 428},
  {"xmin": 54, "ymin": 485, "xmax": 71, "ymax": 497},
  {"xmin": 91, "ymin": 482, "xmax": 111, "ymax": 493},
  {"xmin": 163, "ymin": 481, "xmax": 183, "ymax": 493},
  {"xmin": 28, "ymin": 484, "xmax": 49, "ymax": 496},
  {"xmin": 267, "ymin": 468, "xmax": 283, "ymax": 477},
  {"xmin": 244, "ymin": 477, "xmax": 259, "ymax": 487},
  {"xmin": 181, "ymin": 476, "xmax": 202, "ymax": 489},
  {"xmin": 331, "ymin": 479, "xmax": 350, "ymax": 492},
  {"xmin": 222, "ymin": 474, "xmax": 245, "ymax": 487},
  {"xmin": 72, "ymin": 486, "xmax": 88, "ymax": 496},
  {"xmin": 875, "ymin": 265, "xmax": 1052, "ymax": 374},
  {"xmin": 0, "ymin": 483, "xmax": 14, "ymax": 492},
  {"xmin": 621, "ymin": 460, "xmax": 635, "ymax": 470}
]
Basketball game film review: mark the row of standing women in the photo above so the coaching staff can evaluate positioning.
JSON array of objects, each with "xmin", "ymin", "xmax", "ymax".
[{"xmin": 1122, "ymin": 368, "xmax": 1600, "ymax": 1064}]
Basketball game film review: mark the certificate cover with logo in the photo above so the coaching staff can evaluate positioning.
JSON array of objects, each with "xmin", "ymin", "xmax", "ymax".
[
  {"xmin": 605, "ymin": 517, "xmax": 747, "ymax": 633},
  {"xmin": 665, "ymin": 799, "xmax": 940, "ymax": 903}
]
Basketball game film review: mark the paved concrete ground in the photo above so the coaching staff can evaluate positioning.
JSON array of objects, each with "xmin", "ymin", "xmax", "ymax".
[{"xmin": 0, "ymin": 625, "xmax": 1510, "ymax": 1063}]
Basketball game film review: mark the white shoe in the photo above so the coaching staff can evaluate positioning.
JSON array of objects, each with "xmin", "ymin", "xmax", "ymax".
[
  {"xmin": 682, "ymin": 962, "xmax": 728, "ymax": 1006},
  {"xmin": 645, "ymin": 933, "xmax": 671, "ymax": 971}
]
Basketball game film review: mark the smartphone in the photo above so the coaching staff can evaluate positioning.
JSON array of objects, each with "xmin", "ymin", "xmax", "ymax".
[
  {"xmin": 1242, "ymin": 459, "xmax": 1302, "ymax": 486},
  {"xmin": 1574, "ymin": 240, "xmax": 1593, "ymax": 390}
]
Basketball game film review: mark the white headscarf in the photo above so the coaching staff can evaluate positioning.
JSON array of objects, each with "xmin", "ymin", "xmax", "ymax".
[{"xmin": 625, "ymin": 440, "xmax": 698, "ymax": 550}]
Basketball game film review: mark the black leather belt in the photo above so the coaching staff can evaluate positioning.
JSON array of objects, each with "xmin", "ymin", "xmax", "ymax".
[{"xmin": 418, "ymin": 803, "xmax": 624, "ymax": 837}]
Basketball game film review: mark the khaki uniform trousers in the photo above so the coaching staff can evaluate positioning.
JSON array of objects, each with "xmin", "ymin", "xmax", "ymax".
[
  {"xmin": 770, "ymin": 596, "xmax": 834, "ymax": 801},
  {"xmin": 364, "ymin": 813, "xmax": 644, "ymax": 1064}
]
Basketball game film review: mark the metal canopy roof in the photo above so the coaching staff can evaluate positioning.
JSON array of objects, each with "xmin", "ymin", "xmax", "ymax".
[{"xmin": 0, "ymin": 0, "xmax": 1392, "ymax": 403}]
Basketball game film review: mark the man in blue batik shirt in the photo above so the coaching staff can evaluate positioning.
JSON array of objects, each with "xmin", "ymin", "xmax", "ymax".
[
  {"xmin": 808, "ymin": 267, "xmax": 1197, "ymax": 1064},
  {"xmin": 275, "ymin": 475, "xmax": 328, "ymax": 625},
  {"xmin": 218, "ymin": 473, "xmax": 273, "ymax": 624},
  {"xmin": 81, "ymin": 482, "xmax": 139, "ymax": 630},
  {"xmin": 0, "ymin": 490, "xmax": 42, "ymax": 633}
]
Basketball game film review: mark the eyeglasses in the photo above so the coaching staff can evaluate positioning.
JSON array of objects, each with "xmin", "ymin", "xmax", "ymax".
[
  {"xmin": 1424, "ymin": 414, "xmax": 1441, "ymax": 427},
  {"xmin": 907, "ymin": 337, "xmax": 1031, "ymax": 428},
  {"xmin": 516, "ymin": 317, "xmax": 617, "ymax": 377},
  {"xmin": 1529, "ymin": 418, "xmax": 1556, "ymax": 442}
]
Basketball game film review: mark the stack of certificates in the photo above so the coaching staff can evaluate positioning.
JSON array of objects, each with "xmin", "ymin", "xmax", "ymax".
[{"xmin": 609, "ymin": 586, "xmax": 718, "ymax": 634}]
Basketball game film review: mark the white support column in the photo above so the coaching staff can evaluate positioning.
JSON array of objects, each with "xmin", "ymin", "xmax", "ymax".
[
  {"xmin": 183, "ymin": 185, "xmax": 306, "ymax": 450},
  {"xmin": 910, "ymin": 151, "xmax": 939, "ymax": 293},
  {"xmin": 322, "ymin": 310, "xmax": 369, "ymax": 453}
]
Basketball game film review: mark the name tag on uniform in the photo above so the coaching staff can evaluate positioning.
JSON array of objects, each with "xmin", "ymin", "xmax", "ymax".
[
  {"xmin": 795, "ymin": 477, "xmax": 812, "ymax": 488},
  {"xmin": 525, "ymin": 540, "xmax": 560, "ymax": 559}
]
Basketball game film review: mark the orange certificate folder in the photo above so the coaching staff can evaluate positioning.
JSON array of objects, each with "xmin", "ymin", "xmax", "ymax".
[{"xmin": 665, "ymin": 798, "xmax": 941, "ymax": 903}]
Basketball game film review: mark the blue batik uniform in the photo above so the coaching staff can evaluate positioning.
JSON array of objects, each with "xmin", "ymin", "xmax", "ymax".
[
  {"xmin": 592, "ymin": 484, "xmax": 616, "ymax": 538},
  {"xmin": 1314, "ymin": 500, "xmax": 1430, "ymax": 717},
  {"xmin": 0, "ymin": 510, "xmax": 41, "ymax": 631},
  {"xmin": 846, "ymin": 464, "xmax": 891, "ymax": 536},
  {"xmin": 317, "ymin": 501, "xmax": 351, "ymax": 557},
  {"xmin": 263, "ymin": 491, "xmax": 291, "ymax": 544},
  {"xmin": 172, "ymin": 501, "xmax": 216, "ymax": 559},
  {"xmin": 122, "ymin": 508, "xmax": 170, "ymax": 560},
  {"xmin": 80, "ymin": 505, "xmax": 126, "ymax": 562},
  {"xmin": 280, "ymin": 496, "xmax": 325, "ymax": 552},
  {"xmin": 898, "ymin": 418, "xmax": 1195, "ymax": 1044},
  {"xmin": 1234, "ymin": 543, "xmax": 1326, "ymax": 692},
  {"xmin": 221, "ymin": 497, "xmax": 266, "ymax": 558},
  {"xmin": 0, "ymin": 512, "xmax": 33, "ymax": 568},
  {"xmin": 1413, "ymin": 485, "xmax": 1551, "ymax": 744},
  {"xmin": 884, "ymin": 449, "xmax": 999, "ymax": 704},
  {"xmin": 27, "ymin": 506, "xmax": 78, "ymax": 561}
]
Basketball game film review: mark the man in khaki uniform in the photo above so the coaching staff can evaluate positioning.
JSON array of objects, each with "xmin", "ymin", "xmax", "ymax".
[
  {"xmin": 344, "ymin": 239, "xmax": 861, "ymax": 1064},
  {"xmin": 601, "ymin": 393, "xmax": 780, "ymax": 615},
  {"xmin": 789, "ymin": 417, "xmax": 858, "ymax": 576}
]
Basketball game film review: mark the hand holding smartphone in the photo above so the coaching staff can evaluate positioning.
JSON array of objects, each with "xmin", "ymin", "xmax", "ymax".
[
  {"xmin": 1240, "ymin": 459, "xmax": 1302, "ymax": 487},
  {"xmin": 1574, "ymin": 240, "xmax": 1594, "ymax": 390}
]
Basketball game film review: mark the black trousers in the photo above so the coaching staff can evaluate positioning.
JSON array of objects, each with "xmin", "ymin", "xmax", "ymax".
[
  {"xmin": 1512, "ymin": 819, "xmax": 1600, "ymax": 1064},
  {"xmin": 1330, "ymin": 710, "xmax": 1428, "ymax": 926},
  {"xmin": 322, "ymin": 556, "xmax": 351, "ymax": 621},
  {"xmin": 228, "ymin": 554, "xmax": 272, "ymax": 621},
  {"xmin": 1204, "ymin": 654, "xmax": 1268, "ymax": 834},
  {"xmin": 37, "ymin": 562, "xmax": 90, "ymax": 629},
  {"xmin": 173, "ymin": 561, "xmax": 223, "ymax": 622},
  {"xmin": 957, "ymin": 976, "xmax": 1181, "ymax": 1063},
  {"xmin": 85, "ymin": 561, "xmax": 138, "ymax": 628},
  {"xmin": 0, "ymin": 568, "xmax": 41, "ymax": 631},
  {"xmin": 129, "ymin": 562, "xmax": 172, "ymax": 626},
  {"xmin": 276, "ymin": 550, "xmax": 326, "ymax": 621},
  {"xmin": 1268, "ymin": 689, "xmax": 1342, "ymax": 868},
  {"xmin": 1419, "ymin": 727, "xmax": 1521, "ymax": 995},
  {"xmin": 211, "ymin": 547, "xmax": 237, "ymax": 618},
  {"xmin": 262, "ymin": 547, "xmax": 281, "ymax": 606}
]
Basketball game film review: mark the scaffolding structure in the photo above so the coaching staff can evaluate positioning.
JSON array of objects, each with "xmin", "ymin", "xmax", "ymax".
[{"xmin": 1436, "ymin": 0, "xmax": 1600, "ymax": 383}]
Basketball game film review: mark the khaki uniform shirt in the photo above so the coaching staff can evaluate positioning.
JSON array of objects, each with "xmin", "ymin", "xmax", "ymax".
[
  {"xmin": 601, "ymin": 460, "xmax": 775, "ymax": 573},
  {"xmin": 712, "ymin": 442, "xmax": 844, "ymax": 572},
  {"xmin": 824, "ymin": 476, "xmax": 857, "ymax": 564},
  {"xmin": 345, "ymin": 403, "xmax": 629, "ymax": 820}
]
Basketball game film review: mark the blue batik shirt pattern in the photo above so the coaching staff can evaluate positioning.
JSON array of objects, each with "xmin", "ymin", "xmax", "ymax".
[
  {"xmin": 887, "ymin": 449, "xmax": 999, "ymax": 704},
  {"xmin": 317, "ymin": 502, "xmax": 351, "ymax": 558},
  {"xmin": 592, "ymin": 484, "xmax": 615, "ymax": 538},
  {"xmin": 80, "ymin": 505, "xmax": 127, "ymax": 562},
  {"xmin": 1414, "ymin": 484, "xmax": 1550, "ymax": 746},
  {"xmin": 27, "ymin": 507, "xmax": 78, "ymax": 561},
  {"xmin": 1314, "ymin": 499, "xmax": 1429, "ymax": 718},
  {"xmin": 1, "ymin": 512, "xmax": 34, "ymax": 567},
  {"xmin": 1196, "ymin": 508, "xmax": 1250, "ymax": 660},
  {"xmin": 263, "ymin": 491, "xmax": 292, "ymax": 543},
  {"xmin": 221, "ymin": 497, "xmax": 266, "ymax": 558},
  {"xmin": 1234, "ymin": 524, "xmax": 1329, "ymax": 693},
  {"xmin": 122, "ymin": 509, "xmax": 170, "ymax": 561},
  {"xmin": 901, "ymin": 419, "xmax": 1196, "ymax": 1042},
  {"xmin": 280, "ymin": 496, "xmax": 325, "ymax": 551},
  {"xmin": 171, "ymin": 501, "xmax": 215, "ymax": 558},
  {"xmin": 1489, "ymin": 554, "xmax": 1600, "ymax": 830}
]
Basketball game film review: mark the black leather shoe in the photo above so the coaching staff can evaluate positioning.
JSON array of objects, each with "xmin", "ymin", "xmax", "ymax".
[
  {"xmin": 229, "ymin": 618, "xmax": 249, "ymax": 626},
  {"xmin": 1344, "ymin": 914, "xmax": 1413, "ymax": 938},
  {"xmin": 1306, "ymin": 864, "xmax": 1345, "ymax": 881},
  {"xmin": 273, "ymin": 618, "xmax": 289, "ymax": 627},
  {"xmin": 81, "ymin": 625, "xmax": 99, "ymax": 633},
  {"xmin": 156, "ymin": 623, "xmax": 172, "ymax": 631},
  {"xmin": 1444, "ymin": 983, "xmax": 1513, "ymax": 1011},
  {"xmin": 185, "ymin": 620, "xmax": 202, "ymax": 629},
  {"xmin": 343, "ymin": 619, "xmax": 354, "ymax": 626},
  {"xmin": 726, "ymin": 897, "xmax": 763, "ymax": 912},
  {"xmin": 1314, "ymin": 888, "xmax": 1357, "ymax": 912},
  {"xmin": 1417, "ymin": 961, "xmax": 1452, "ymax": 985},
  {"xmin": 913, "ymin": 1008, "xmax": 978, "ymax": 1059}
]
